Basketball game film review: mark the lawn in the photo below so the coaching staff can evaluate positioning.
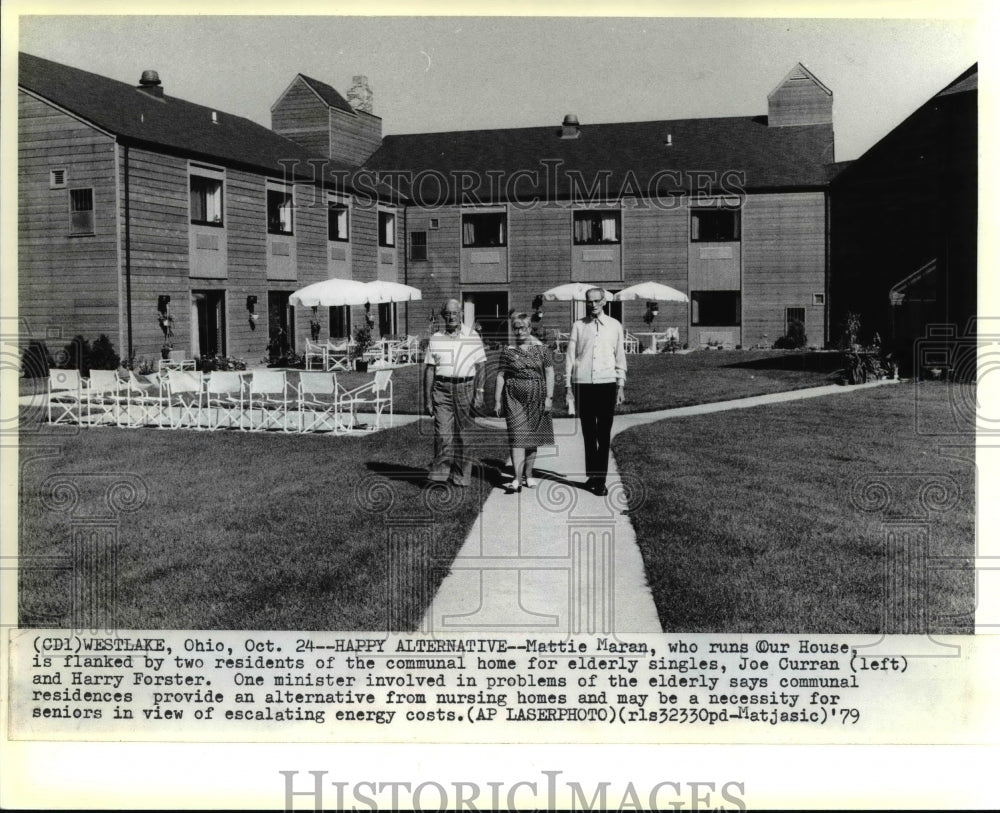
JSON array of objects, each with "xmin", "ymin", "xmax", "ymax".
[
  {"xmin": 612, "ymin": 381, "xmax": 976, "ymax": 633},
  {"xmin": 18, "ymin": 419, "xmax": 509, "ymax": 631}
]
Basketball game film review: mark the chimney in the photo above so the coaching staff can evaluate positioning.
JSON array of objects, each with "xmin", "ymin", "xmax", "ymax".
[
  {"xmin": 138, "ymin": 70, "xmax": 163, "ymax": 98},
  {"xmin": 560, "ymin": 114, "xmax": 580, "ymax": 139},
  {"xmin": 346, "ymin": 75, "xmax": 373, "ymax": 114}
]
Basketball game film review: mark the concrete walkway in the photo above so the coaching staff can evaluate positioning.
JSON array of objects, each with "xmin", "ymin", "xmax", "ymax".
[{"xmin": 422, "ymin": 378, "xmax": 899, "ymax": 635}]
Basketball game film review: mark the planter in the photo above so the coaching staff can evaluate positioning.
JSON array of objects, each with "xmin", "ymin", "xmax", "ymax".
[
  {"xmin": 160, "ymin": 347, "xmax": 172, "ymax": 360},
  {"xmin": 355, "ymin": 359, "xmax": 369, "ymax": 373}
]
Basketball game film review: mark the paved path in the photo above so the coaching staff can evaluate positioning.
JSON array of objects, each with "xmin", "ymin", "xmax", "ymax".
[{"xmin": 422, "ymin": 379, "xmax": 899, "ymax": 635}]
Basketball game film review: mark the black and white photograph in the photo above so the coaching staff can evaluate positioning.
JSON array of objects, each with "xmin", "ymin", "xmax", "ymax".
[{"xmin": 2, "ymin": 3, "xmax": 996, "ymax": 809}]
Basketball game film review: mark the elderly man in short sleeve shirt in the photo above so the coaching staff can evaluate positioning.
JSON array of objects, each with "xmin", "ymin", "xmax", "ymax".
[
  {"xmin": 424, "ymin": 299, "xmax": 487, "ymax": 486},
  {"xmin": 565, "ymin": 288, "xmax": 627, "ymax": 496}
]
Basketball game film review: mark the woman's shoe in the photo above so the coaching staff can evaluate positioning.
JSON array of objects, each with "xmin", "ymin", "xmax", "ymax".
[{"xmin": 523, "ymin": 477, "xmax": 537, "ymax": 488}]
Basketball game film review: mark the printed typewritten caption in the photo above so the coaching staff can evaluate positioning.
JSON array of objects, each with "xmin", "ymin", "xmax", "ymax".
[{"xmin": 9, "ymin": 631, "xmax": 994, "ymax": 743}]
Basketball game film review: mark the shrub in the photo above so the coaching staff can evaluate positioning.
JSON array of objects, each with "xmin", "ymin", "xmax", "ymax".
[
  {"xmin": 61, "ymin": 335, "xmax": 92, "ymax": 374},
  {"xmin": 836, "ymin": 311, "xmax": 862, "ymax": 350},
  {"xmin": 197, "ymin": 355, "xmax": 248, "ymax": 372},
  {"xmin": 90, "ymin": 334, "xmax": 121, "ymax": 370},
  {"xmin": 774, "ymin": 319, "xmax": 807, "ymax": 350},
  {"xmin": 21, "ymin": 340, "xmax": 53, "ymax": 378}
]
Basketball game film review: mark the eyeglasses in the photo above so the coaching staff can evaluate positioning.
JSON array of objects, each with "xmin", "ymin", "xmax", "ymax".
[{"xmin": 512, "ymin": 325, "xmax": 531, "ymax": 332}]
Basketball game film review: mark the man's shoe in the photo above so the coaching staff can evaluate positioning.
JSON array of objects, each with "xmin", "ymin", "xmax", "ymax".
[{"xmin": 592, "ymin": 483, "xmax": 609, "ymax": 497}]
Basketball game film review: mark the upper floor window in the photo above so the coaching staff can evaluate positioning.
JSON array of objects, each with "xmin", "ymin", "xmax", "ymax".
[
  {"xmin": 573, "ymin": 211, "xmax": 620, "ymax": 245},
  {"xmin": 462, "ymin": 212, "xmax": 506, "ymax": 248},
  {"xmin": 69, "ymin": 188, "xmax": 94, "ymax": 235},
  {"xmin": 410, "ymin": 231, "xmax": 427, "ymax": 261},
  {"xmin": 328, "ymin": 201, "xmax": 349, "ymax": 242},
  {"xmin": 190, "ymin": 174, "xmax": 224, "ymax": 226},
  {"xmin": 691, "ymin": 208, "xmax": 740, "ymax": 242},
  {"xmin": 378, "ymin": 210, "xmax": 396, "ymax": 248},
  {"xmin": 268, "ymin": 188, "xmax": 294, "ymax": 235}
]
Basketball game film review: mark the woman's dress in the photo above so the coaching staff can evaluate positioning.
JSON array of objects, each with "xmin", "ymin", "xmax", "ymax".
[{"xmin": 499, "ymin": 342, "xmax": 555, "ymax": 448}]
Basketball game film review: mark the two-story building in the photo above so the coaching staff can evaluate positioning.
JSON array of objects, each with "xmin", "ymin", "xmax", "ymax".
[{"xmin": 18, "ymin": 52, "xmax": 399, "ymax": 364}]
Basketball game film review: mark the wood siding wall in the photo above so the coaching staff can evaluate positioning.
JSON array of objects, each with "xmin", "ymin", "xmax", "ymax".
[
  {"xmin": 768, "ymin": 83, "xmax": 833, "ymax": 127},
  {"xmin": 742, "ymin": 192, "xmax": 827, "ymax": 347},
  {"xmin": 18, "ymin": 92, "xmax": 122, "ymax": 356},
  {"xmin": 329, "ymin": 107, "xmax": 383, "ymax": 166},
  {"xmin": 270, "ymin": 80, "xmax": 331, "ymax": 158}
]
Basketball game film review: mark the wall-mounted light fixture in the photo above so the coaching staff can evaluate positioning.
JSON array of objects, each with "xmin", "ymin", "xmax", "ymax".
[
  {"xmin": 247, "ymin": 295, "xmax": 258, "ymax": 330},
  {"xmin": 157, "ymin": 295, "xmax": 174, "ymax": 337},
  {"xmin": 531, "ymin": 294, "xmax": 545, "ymax": 320}
]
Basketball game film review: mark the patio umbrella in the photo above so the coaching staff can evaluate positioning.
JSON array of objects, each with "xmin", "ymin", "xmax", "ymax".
[
  {"xmin": 541, "ymin": 282, "xmax": 613, "ymax": 301},
  {"xmin": 363, "ymin": 280, "xmax": 423, "ymax": 303},
  {"xmin": 613, "ymin": 281, "xmax": 689, "ymax": 303},
  {"xmin": 288, "ymin": 278, "xmax": 373, "ymax": 307}
]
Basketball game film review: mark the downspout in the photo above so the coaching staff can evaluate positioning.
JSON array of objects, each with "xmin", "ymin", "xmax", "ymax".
[
  {"xmin": 403, "ymin": 203, "xmax": 409, "ymax": 335},
  {"xmin": 824, "ymin": 187, "xmax": 831, "ymax": 348},
  {"xmin": 124, "ymin": 143, "xmax": 134, "ymax": 360}
]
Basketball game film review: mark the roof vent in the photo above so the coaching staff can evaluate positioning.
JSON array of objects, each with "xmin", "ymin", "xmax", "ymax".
[
  {"xmin": 560, "ymin": 114, "xmax": 580, "ymax": 139},
  {"xmin": 211, "ymin": 111, "xmax": 219, "ymax": 125},
  {"xmin": 138, "ymin": 70, "xmax": 163, "ymax": 98},
  {"xmin": 665, "ymin": 134, "xmax": 673, "ymax": 147}
]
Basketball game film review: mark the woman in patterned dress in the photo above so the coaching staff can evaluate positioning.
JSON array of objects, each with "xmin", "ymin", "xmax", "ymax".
[{"xmin": 493, "ymin": 313, "xmax": 555, "ymax": 492}]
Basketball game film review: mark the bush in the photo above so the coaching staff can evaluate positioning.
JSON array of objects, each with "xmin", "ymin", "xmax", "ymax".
[
  {"xmin": 21, "ymin": 340, "xmax": 53, "ymax": 379},
  {"xmin": 842, "ymin": 350, "xmax": 896, "ymax": 384},
  {"xmin": 90, "ymin": 334, "xmax": 121, "ymax": 370},
  {"xmin": 61, "ymin": 335, "xmax": 92, "ymax": 374},
  {"xmin": 774, "ymin": 319, "xmax": 807, "ymax": 350},
  {"xmin": 197, "ymin": 355, "xmax": 248, "ymax": 372}
]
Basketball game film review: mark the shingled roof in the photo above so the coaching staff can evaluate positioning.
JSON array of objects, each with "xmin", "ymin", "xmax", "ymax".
[
  {"xmin": 18, "ymin": 52, "xmax": 368, "ymax": 192},
  {"xmin": 366, "ymin": 114, "xmax": 835, "ymax": 205},
  {"xmin": 297, "ymin": 73, "xmax": 355, "ymax": 113}
]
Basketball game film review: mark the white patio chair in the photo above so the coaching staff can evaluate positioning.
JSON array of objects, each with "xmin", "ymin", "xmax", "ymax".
[
  {"xmin": 326, "ymin": 339, "xmax": 352, "ymax": 372},
  {"xmin": 120, "ymin": 371, "xmax": 167, "ymax": 428},
  {"xmin": 339, "ymin": 368, "xmax": 393, "ymax": 432},
  {"xmin": 304, "ymin": 339, "xmax": 328, "ymax": 371},
  {"xmin": 623, "ymin": 330, "xmax": 641, "ymax": 354},
  {"xmin": 206, "ymin": 371, "xmax": 247, "ymax": 430},
  {"xmin": 164, "ymin": 370, "xmax": 205, "ymax": 429},
  {"xmin": 47, "ymin": 369, "xmax": 85, "ymax": 425},
  {"xmin": 84, "ymin": 370, "xmax": 124, "ymax": 427},
  {"xmin": 296, "ymin": 371, "xmax": 344, "ymax": 433},
  {"xmin": 247, "ymin": 369, "xmax": 290, "ymax": 432}
]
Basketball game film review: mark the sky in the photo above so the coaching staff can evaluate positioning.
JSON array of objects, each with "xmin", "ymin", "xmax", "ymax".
[{"xmin": 13, "ymin": 11, "xmax": 980, "ymax": 162}]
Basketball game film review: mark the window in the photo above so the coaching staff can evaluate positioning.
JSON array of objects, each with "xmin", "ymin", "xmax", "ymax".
[
  {"xmin": 462, "ymin": 212, "xmax": 506, "ymax": 247},
  {"xmin": 573, "ymin": 211, "xmax": 621, "ymax": 245},
  {"xmin": 190, "ymin": 175, "xmax": 224, "ymax": 226},
  {"xmin": 50, "ymin": 169, "xmax": 67, "ymax": 189},
  {"xmin": 329, "ymin": 306, "xmax": 351, "ymax": 339},
  {"xmin": 786, "ymin": 307, "xmax": 806, "ymax": 331},
  {"xmin": 378, "ymin": 210, "xmax": 396, "ymax": 247},
  {"xmin": 691, "ymin": 291, "xmax": 741, "ymax": 326},
  {"xmin": 328, "ymin": 201, "xmax": 349, "ymax": 242},
  {"xmin": 812, "ymin": 293, "xmax": 826, "ymax": 306},
  {"xmin": 267, "ymin": 189, "xmax": 294, "ymax": 235},
  {"xmin": 69, "ymin": 188, "xmax": 94, "ymax": 235},
  {"xmin": 429, "ymin": 218, "xmax": 440, "ymax": 230},
  {"xmin": 691, "ymin": 208, "xmax": 740, "ymax": 242},
  {"xmin": 410, "ymin": 231, "xmax": 427, "ymax": 261}
]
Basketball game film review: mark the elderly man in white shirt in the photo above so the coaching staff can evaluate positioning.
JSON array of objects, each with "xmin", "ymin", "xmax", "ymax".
[
  {"xmin": 424, "ymin": 298, "xmax": 487, "ymax": 486},
  {"xmin": 564, "ymin": 287, "xmax": 627, "ymax": 496}
]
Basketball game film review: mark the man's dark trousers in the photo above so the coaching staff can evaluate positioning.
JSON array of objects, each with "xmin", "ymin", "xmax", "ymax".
[
  {"xmin": 429, "ymin": 378, "xmax": 476, "ymax": 485},
  {"xmin": 574, "ymin": 382, "xmax": 617, "ymax": 487}
]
